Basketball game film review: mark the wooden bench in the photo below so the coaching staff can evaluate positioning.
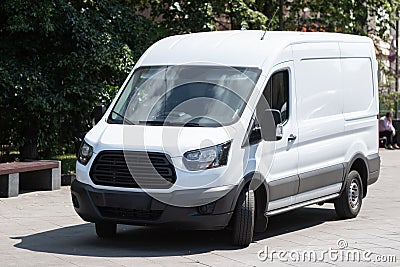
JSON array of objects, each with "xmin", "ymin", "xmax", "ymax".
[{"xmin": 0, "ymin": 161, "xmax": 61, "ymax": 198}]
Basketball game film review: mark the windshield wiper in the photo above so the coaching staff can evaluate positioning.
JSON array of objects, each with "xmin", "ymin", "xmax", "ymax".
[
  {"xmin": 110, "ymin": 111, "xmax": 135, "ymax": 125},
  {"xmin": 181, "ymin": 122, "xmax": 202, "ymax": 127},
  {"xmin": 138, "ymin": 121, "xmax": 202, "ymax": 127},
  {"xmin": 138, "ymin": 120, "xmax": 164, "ymax": 125}
]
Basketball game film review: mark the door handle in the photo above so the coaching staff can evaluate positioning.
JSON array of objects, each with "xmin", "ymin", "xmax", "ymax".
[{"xmin": 288, "ymin": 134, "xmax": 297, "ymax": 141}]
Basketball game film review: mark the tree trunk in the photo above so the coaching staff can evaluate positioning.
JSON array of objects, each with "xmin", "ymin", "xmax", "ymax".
[
  {"xmin": 20, "ymin": 142, "xmax": 39, "ymax": 160},
  {"xmin": 19, "ymin": 120, "xmax": 39, "ymax": 160}
]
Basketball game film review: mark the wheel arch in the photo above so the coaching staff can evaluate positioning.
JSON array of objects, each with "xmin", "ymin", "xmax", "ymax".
[
  {"xmin": 345, "ymin": 154, "xmax": 369, "ymax": 198},
  {"xmin": 229, "ymin": 172, "xmax": 269, "ymax": 231}
]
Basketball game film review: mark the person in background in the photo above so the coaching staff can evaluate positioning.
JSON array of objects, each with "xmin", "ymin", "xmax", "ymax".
[{"xmin": 379, "ymin": 112, "xmax": 399, "ymax": 149}]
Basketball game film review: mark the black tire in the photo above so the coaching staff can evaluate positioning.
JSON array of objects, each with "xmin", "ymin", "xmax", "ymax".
[
  {"xmin": 95, "ymin": 222, "xmax": 117, "ymax": 238},
  {"xmin": 334, "ymin": 170, "xmax": 363, "ymax": 219},
  {"xmin": 254, "ymin": 214, "xmax": 268, "ymax": 233},
  {"xmin": 232, "ymin": 187, "xmax": 255, "ymax": 247}
]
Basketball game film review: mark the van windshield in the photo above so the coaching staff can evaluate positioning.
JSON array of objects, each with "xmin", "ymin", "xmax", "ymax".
[{"xmin": 108, "ymin": 65, "xmax": 261, "ymax": 127}]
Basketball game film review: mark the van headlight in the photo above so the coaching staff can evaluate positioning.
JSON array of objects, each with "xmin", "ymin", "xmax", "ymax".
[
  {"xmin": 78, "ymin": 141, "xmax": 93, "ymax": 165},
  {"xmin": 183, "ymin": 141, "xmax": 231, "ymax": 171}
]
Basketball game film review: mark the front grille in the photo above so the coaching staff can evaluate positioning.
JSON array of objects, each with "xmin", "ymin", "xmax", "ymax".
[
  {"xmin": 97, "ymin": 206, "xmax": 163, "ymax": 220},
  {"xmin": 90, "ymin": 150, "xmax": 176, "ymax": 189}
]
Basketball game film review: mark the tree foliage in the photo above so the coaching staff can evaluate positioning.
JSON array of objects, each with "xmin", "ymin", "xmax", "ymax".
[
  {"xmin": 139, "ymin": 0, "xmax": 272, "ymax": 33},
  {"xmin": 287, "ymin": 0, "xmax": 397, "ymax": 38},
  {"xmin": 0, "ymin": 0, "xmax": 159, "ymax": 158},
  {"xmin": 211, "ymin": 0, "xmax": 270, "ymax": 30},
  {"xmin": 138, "ymin": 0, "xmax": 216, "ymax": 34}
]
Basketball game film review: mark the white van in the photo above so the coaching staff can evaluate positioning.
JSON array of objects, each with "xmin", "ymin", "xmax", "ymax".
[{"xmin": 71, "ymin": 31, "xmax": 380, "ymax": 246}]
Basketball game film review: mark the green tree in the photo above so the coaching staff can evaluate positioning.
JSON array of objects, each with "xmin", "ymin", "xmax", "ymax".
[
  {"xmin": 0, "ymin": 0, "xmax": 158, "ymax": 159},
  {"xmin": 138, "ymin": 0, "xmax": 216, "ymax": 34},
  {"xmin": 287, "ymin": 0, "xmax": 398, "ymax": 37},
  {"xmin": 211, "ymin": 0, "xmax": 270, "ymax": 30},
  {"xmin": 138, "ymin": 0, "xmax": 273, "ymax": 34}
]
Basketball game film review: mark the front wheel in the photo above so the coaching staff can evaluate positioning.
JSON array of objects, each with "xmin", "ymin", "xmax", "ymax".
[
  {"xmin": 334, "ymin": 170, "xmax": 363, "ymax": 219},
  {"xmin": 232, "ymin": 187, "xmax": 255, "ymax": 247},
  {"xmin": 95, "ymin": 222, "xmax": 117, "ymax": 238}
]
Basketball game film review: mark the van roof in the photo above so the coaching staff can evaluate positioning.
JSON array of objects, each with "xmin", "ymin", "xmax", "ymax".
[{"xmin": 138, "ymin": 30, "xmax": 372, "ymax": 68}]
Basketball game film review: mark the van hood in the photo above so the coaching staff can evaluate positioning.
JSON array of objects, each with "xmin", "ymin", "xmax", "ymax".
[{"xmin": 85, "ymin": 123, "xmax": 238, "ymax": 158}]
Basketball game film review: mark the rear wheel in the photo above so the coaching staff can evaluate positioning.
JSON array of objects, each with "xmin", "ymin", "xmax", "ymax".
[
  {"xmin": 232, "ymin": 187, "xmax": 255, "ymax": 247},
  {"xmin": 334, "ymin": 170, "xmax": 363, "ymax": 219},
  {"xmin": 95, "ymin": 222, "xmax": 117, "ymax": 238}
]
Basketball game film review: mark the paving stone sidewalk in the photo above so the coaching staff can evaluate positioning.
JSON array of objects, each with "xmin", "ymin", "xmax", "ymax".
[{"xmin": 0, "ymin": 149, "xmax": 399, "ymax": 266}]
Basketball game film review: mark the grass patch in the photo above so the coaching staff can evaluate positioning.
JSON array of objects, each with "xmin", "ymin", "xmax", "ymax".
[{"xmin": 51, "ymin": 154, "xmax": 76, "ymax": 174}]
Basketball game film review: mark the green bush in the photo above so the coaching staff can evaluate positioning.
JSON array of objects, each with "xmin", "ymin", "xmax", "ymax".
[{"xmin": 51, "ymin": 154, "xmax": 76, "ymax": 174}]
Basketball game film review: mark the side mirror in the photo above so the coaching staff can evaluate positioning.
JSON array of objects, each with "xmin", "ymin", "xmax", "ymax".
[
  {"xmin": 91, "ymin": 104, "xmax": 106, "ymax": 125},
  {"xmin": 270, "ymin": 109, "xmax": 283, "ymax": 140},
  {"xmin": 269, "ymin": 109, "xmax": 282, "ymax": 126},
  {"xmin": 260, "ymin": 109, "xmax": 283, "ymax": 141}
]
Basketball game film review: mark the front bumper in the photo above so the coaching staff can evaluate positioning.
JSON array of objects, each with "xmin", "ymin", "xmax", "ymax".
[{"xmin": 71, "ymin": 180, "xmax": 235, "ymax": 230}]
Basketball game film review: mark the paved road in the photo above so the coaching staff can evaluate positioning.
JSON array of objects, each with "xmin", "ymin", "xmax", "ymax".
[{"xmin": 0, "ymin": 149, "xmax": 399, "ymax": 266}]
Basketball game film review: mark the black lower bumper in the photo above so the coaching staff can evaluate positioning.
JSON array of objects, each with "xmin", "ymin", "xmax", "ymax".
[{"xmin": 70, "ymin": 180, "xmax": 234, "ymax": 230}]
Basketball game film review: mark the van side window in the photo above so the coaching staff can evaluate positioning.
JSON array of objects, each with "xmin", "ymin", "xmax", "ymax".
[{"xmin": 263, "ymin": 70, "xmax": 289, "ymax": 122}]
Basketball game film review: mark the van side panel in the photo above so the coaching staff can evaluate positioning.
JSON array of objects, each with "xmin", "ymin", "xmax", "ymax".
[
  {"xmin": 342, "ymin": 58, "xmax": 374, "ymax": 114},
  {"xmin": 340, "ymin": 42, "xmax": 379, "ymax": 167},
  {"xmin": 293, "ymin": 43, "xmax": 345, "ymax": 199}
]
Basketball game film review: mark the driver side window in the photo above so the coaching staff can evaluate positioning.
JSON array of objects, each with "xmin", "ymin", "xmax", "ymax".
[{"xmin": 263, "ymin": 70, "xmax": 289, "ymax": 122}]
